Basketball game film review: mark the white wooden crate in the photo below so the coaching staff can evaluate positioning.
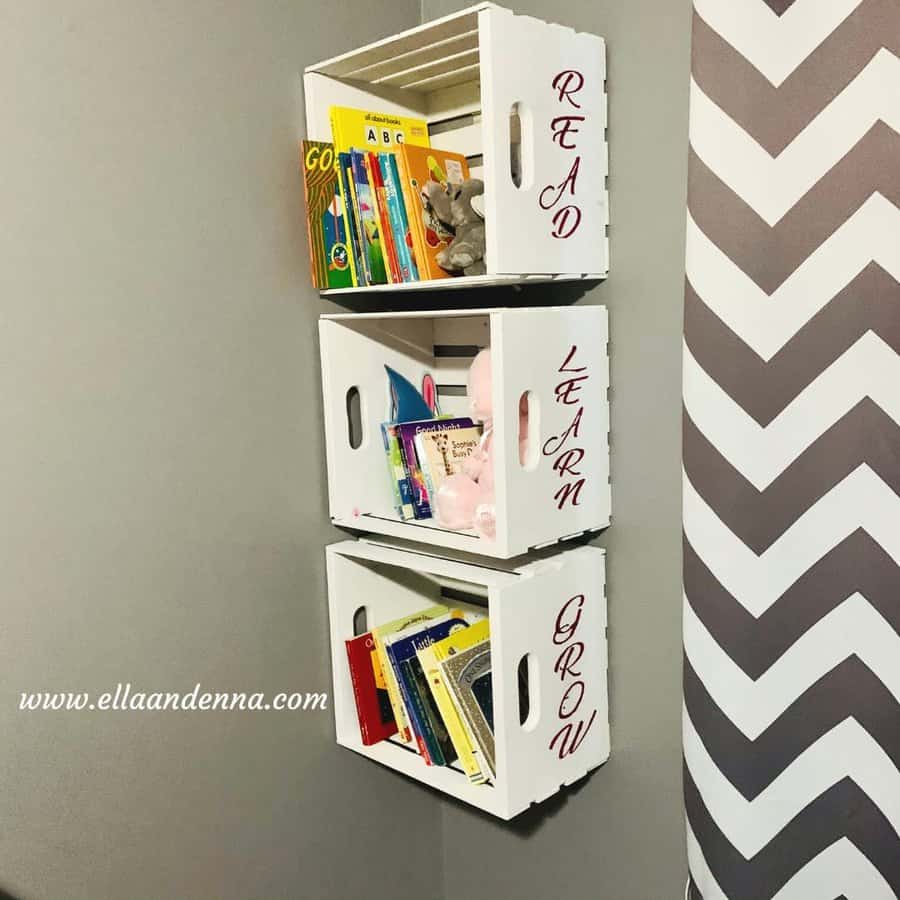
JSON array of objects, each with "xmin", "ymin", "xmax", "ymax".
[
  {"xmin": 304, "ymin": 2, "xmax": 609, "ymax": 293},
  {"xmin": 319, "ymin": 305, "xmax": 610, "ymax": 559},
  {"xmin": 326, "ymin": 537, "xmax": 610, "ymax": 820}
]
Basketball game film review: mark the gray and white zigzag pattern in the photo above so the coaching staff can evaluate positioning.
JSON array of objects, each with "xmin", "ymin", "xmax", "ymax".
[{"xmin": 682, "ymin": 0, "xmax": 900, "ymax": 897}]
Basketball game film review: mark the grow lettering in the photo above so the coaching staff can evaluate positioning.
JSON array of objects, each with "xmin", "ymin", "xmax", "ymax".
[
  {"xmin": 540, "ymin": 70, "xmax": 587, "ymax": 239},
  {"xmin": 549, "ymin": 593, "xmax": 598, "ymax": 759},
  {"xmin": 542, "ymin": 345, "xmax": 589, "ymax": 510}
]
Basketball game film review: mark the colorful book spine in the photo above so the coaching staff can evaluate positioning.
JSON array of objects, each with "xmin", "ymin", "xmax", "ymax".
[
  {"xmin": 380, "ymin": 153, "xmax": 417, "ymax": 282},
  {"xmin": 397, "ymin": 425, "xmax": 431, "ymax": 520},
  {"xmin": 416, "ymin": 433, "xmax": 438, "ymax": 511},
  {"xmin": 399, "ymin": 658, "xmax": 443, "ymax": 764},
  {"xmin": 381, "ymin": 423, "xmax": 415, "ymax": 521},
  {"xmin": 344, "ymin": 166, "xmax": 370, "ymax": 285},
  {"xmin": 372, "ymin": 607, "xmax": 447, "ymax": 744},
  {"xmin": 366, "ymin": 151, "xmax": 401, "ymax": 284},
  {"xmin": 395, "ymin": 148, "xmax": 427, "ymax": 282},
  {"xmin": 389, "ymin": 153, "xmax": 420, "ymax": 281},
  {"xmin": 385, "ymin": 614, "xmax": 472, "ymax": 766},
  {"xmin": 349, "ymin": 149, "xmax": 387, "ymax": 285},
  {"xmin": 387, "ymin": 651, "xmax": 434, "ymax": 763},
  {"xmin": 336, "ymin": 152, "xmax": 364, "ymax": 287}
]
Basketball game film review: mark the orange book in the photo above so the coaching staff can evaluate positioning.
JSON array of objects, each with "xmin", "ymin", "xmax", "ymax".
[{"xmin": 398, "ymin": 144, "xmax": 471, "ymax": 282}]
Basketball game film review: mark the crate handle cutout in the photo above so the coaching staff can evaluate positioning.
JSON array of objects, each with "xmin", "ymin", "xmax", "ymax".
[
  {"xmin": 517, "ymin": 652, "xmax": 540, "ymax": 731},
  {"xmin": 345, "ymin": 386, "xmax": 363, "ymax": 449},
  {"xmin": 519, "ymin": 390, "xmax": 541, "ymax": 471},
  {"xmin": 352, "ymin": 605, "xmax": 368, "ymax": 636},
  {"xmin": 508, "ymin": 102, "xmax": 533, "ymax": 190}
]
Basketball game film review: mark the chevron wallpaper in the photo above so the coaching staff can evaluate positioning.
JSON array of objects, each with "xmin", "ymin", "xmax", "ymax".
[{"xmin": 682, "ymin": 1, "xmax": 900, "ymax": 898}]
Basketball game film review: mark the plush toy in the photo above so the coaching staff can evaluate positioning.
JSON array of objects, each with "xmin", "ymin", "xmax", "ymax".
[
  {"xmin": 422, "ymin": 179, "xmax": 486, "ymax": 277},
  {"xmin": 434, "ymin": 349, "xmax": 528, "ymax": 539}
]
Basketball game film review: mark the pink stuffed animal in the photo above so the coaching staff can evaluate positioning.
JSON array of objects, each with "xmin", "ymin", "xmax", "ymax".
[{"xmin": 434, "ymin": 349, "xmax": 528, "ymax": 539}]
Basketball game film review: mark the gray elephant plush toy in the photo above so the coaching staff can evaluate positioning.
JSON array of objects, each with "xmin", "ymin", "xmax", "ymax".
[{"xmin": 422, "ymin": 179, "xmax": 486, "ymax": 277}]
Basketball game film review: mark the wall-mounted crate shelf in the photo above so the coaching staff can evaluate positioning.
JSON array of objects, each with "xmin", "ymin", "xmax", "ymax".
[
  {"xmin": 319, "ymin": 305, "xmax": 610, "ymax": 559},
  {"xmin": 326, "ymin": 537, "xmax": 609, "ymax": 820},
  {"xmin": 304, "ymin": 2, "xmax": 608, "ymax": 294}
]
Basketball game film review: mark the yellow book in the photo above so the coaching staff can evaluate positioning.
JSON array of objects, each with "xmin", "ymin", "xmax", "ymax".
[
  {"xmin": 329, "ymin": 106, "xmax": 430, "ymax": 154},
  {"xmin": 431, "ymin": 619, "xmax": 492, "ymax": 778},
  {"xmin": 417, "ymin": 642, "xmax": 487, "ymax": 785},
  {"xmin": 372, "ymin": 606, "xmax": 447, "ymax": 744},
  {"xmin": 432, "ymin": 618, "xmax": 489, "ymax": 658}
]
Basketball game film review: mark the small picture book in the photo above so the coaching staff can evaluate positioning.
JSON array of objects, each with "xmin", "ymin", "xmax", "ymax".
[
  {"xmin": 345, "ymin": 632, "xmax": 397, "ymax": 746},
  {"xmin": 379, "ymin": 153, "xmax": 417, "ymax": 282},
  {"xmin": 415, "ymin": 425, "xmax": 482, "ymax": 505},
  {"xmin": 330, "ymin": 106, "xmax": 430, "ymax": 154},
  {"xmin": 300, "ymin": 141, "xmax": 355, "ymax": 289},
  {"xmin": 398, "ymin": 144, "xmax": 471, "ymax": 281},
  {"xmin": 336, "ymin": 151, "xmax": 366, "ymax": 285}
]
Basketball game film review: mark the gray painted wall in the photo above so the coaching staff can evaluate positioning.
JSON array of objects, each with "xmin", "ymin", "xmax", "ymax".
[
  {"xmin": 419, "ymin": 1, "xmax": 693, "ymax": 898},
  {"xmin": 2, "ymin": 0, "xmax": 691, "ymax": 897},
  {"xmin": 1, "ymin": 3, "xmax": 433, "ymax": 899}
]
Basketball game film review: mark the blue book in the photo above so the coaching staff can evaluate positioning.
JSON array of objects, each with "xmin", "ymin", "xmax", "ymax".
[
  {"xmin": 386, "ymin": 616, "xmax": 471, "ymax": 765},
  {"xmin": 387, "ymin": 153, "xmax": 419, "ymax": 281}
]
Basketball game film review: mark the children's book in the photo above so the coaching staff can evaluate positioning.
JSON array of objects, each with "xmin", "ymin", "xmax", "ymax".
[
  {"xmin": 398, "ymin": 144, "xmax": 471, "ymax": 281},
  {"xmin": 396, "ymin": 418, "xmax": 476, "ymax": 520},
  {"xmin": 336, "ymin": 151, "xmax": 365, "ymax": 286},
  {"xmin": 385, "ymin": 613, "xmax": 472, "ymax": 765},
  {"xmin": 380, "ymin": 153, "xmax": 417, "ymax": 282},
  {"xmin": 433, "ymin": 620, "xmax": 495, "ymax": 781},
  {"xmin": 344, "ymin": 162, "xmax": 371, "ymax": 285},
  {"xmin": 349, "ymin": 149, "xmax": 388, "ymax": 285},
  {"xmin": 395, "ymin": 149, "xmax": 426, "ymax": 280},
  {"xmin": 330, "ymin": 106, "xmax": 430, "ymax": 154},
  {"xmin": 415, "ymin": 425, "xmax": 482, "ymax": 506},
  {"xmin": 366, "ymin": 151, "xmax": 401, "ymax": 284},
  {"xmin": 345, "ymin": 632, "xmax": 397, "ymax": 745},
  {"xmin": 417, "ymin": 642, "xmax": 487, "ymax": 784},
  {"xmin": 381, "ymin": 423, "xmax": 415, "ymax": 520},
  {"xmin": 372, "ymin": 606, "xmax": 448, "ymax": 744},
  {"xmin": 300, "ymin": 140, "xmax": 355, "ymax": 289},
  {"xmin": 388, "ymin": 154, "xmax": 420, "ymax": 280}
]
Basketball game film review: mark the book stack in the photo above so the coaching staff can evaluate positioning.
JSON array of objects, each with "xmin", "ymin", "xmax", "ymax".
[
  {"xmin": 301, "ymin": 105, "xmax": 476, "ymax": 288},
  {"xmin": 346, "ymin": 608, "xmax": 494, "ymax": 785},
  {"xmin": 382, "ymin": 417, "xmax": 483, "ymax": 524}
]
